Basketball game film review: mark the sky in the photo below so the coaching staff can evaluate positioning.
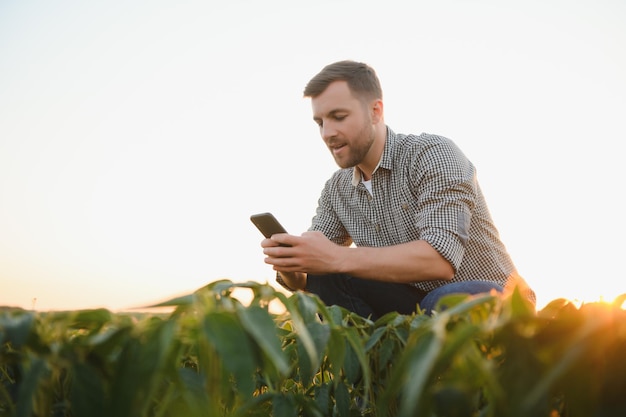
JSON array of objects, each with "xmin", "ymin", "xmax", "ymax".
[{"xmin": 1, "ymin": 0, "xmax": 625, "ymax": 312}]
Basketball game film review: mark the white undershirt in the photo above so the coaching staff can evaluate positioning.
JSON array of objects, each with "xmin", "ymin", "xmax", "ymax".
[{"xmin": 362, "ymin": 178, "xmax": 373, "ymax": 195}]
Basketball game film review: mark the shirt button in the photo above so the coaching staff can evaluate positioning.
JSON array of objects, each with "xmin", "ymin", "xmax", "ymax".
[
  {"xmin": 402, "ymin": 203, "xmax": 409, "ymax": 210},
  {"xmin": 375, "ymin": 224, "xmax": 381, "ymax": 232},
  {"xmin": 367, "ymin": 195, "xmax": 373, "ymax": 201}
]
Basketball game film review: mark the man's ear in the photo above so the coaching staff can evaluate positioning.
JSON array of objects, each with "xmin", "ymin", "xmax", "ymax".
[{"xmin": 371, "ymin": 99, "xmax": 384, "ymax": 124}]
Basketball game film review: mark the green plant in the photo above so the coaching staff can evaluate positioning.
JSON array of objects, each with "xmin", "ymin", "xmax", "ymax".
[{"xmin": 2, "ymin": 281, "xmax": 625, "ymax": 416}]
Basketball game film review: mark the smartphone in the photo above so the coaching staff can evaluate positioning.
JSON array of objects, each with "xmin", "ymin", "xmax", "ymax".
[{"xmin": 250, "ymin": 212, "xmax": 288, "ymax": 239}]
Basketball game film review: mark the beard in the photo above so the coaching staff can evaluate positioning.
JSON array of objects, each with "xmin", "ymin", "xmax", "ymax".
[{"xmin": 330, "ymin": 120, "xmax": 375, "ymax": 169}]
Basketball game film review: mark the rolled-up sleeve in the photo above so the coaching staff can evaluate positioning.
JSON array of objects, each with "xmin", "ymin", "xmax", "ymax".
[{"xmin": 411, "ymin": 139, "xmax": 477, "ymax": 273}]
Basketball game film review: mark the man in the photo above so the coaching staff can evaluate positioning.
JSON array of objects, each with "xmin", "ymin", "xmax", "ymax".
[{"xmin": 261, "ymin": 60, "xmax": 535, "ymax": 319}]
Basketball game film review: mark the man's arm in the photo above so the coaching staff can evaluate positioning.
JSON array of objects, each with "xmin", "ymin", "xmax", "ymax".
[
  {"xmin": 338, "ymin": 239, "xmax": 454, "ymax": 283},
  {"xmin": 265, "ymin": 231, "xmax": 454, "ymax": 286}
]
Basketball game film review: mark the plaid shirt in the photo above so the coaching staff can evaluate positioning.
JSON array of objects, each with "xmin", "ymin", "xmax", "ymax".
[{"xmin": 309, "ymin": 127, "xmax": 519, "ymax": 292}]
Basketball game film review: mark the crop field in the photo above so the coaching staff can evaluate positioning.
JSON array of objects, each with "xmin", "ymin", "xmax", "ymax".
[{"xmin": 2, "ymin": 281, "xmax": 626, "ymax": 417}]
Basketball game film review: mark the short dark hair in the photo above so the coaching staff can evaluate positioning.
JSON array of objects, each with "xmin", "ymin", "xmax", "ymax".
[{"xmin": 303, "ymin": 60, "xmax": 383, "ymax": 102}]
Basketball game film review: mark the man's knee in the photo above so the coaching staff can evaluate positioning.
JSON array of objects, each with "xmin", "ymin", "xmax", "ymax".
[{"xmin": 420, "ymin": 280, "xmax": 503, "ymax": 314}]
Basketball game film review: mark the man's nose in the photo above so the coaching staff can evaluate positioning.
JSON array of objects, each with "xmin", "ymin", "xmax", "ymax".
[{"xmin": 321, "ymin": 122, "xmax": 337, "ymax": 141}]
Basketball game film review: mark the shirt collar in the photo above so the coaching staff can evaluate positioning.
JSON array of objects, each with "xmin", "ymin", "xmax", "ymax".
[{"xmin": 351, "ymin": 126, "xmax": 396, "ymax": 187}]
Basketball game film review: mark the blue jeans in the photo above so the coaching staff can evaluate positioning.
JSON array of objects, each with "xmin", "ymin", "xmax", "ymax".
[{"xmin": 305, "ymin": 274, "xmax": 503, "ymax": 320}]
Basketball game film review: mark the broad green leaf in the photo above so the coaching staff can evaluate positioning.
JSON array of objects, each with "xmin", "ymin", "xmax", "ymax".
[
  {"xmin": 364, "ymin": 326, "xmax": 386, "ymax": 352},
  {"xmin": 437, "ymin": 322, "xmax": 482, "ymax": 365},
  {"xmin": 434, "ymin": 293, "xmax": 472, "ymax": 312},
  {"xmin": 310, "ymin": 321, "xmax": 331, "ymax": 349},
  {"xmin": 464, "ymin": 346, "xmax": 506, "ymax": 412},
  {"xmin": 327, "ymin": 328, "xmax": 346, "ymax": 382},
  {"xmin": 326, "ymin": 305, "xmax": 346, "ymax": 326},
  {"xmin": 87, "ymin": 325, "xmax": 133, "ymax": 360},
  {"xmin": 442, "ymin": 293, "xmax": 496, "ymax": 317},
  {"xmin": 307, "ymin": 321, "xmax": 330, "ymax": 354},
  {"xmin": 207, "ymin": 279, "xmax": 238, "ymax": 295},
  {"xmin": 392, "ymin": 325, "xmax": 410, "ymax": 345},
  {"xmin": 237, "ymin": 304, "xmax": 289, "ymax": 375},
  {"xmin": 107, "ymin": 338, "xmax": 146, "ymax": 417},
  {"xmin": 273, "ymin": 393, "xmax": 297, "ymax": 417},
  {"xmin": 537, "ymin": 298, "xmax": 572, "ymax": 318},
  {"xmin": 203, "ymin": 312, "xmax": 257, "ymax": 396},
  {"xmin": 296, "ymin": 328, "xmax": 321, "ymax": 384},
  {"xmin": 292, "ymin": 292, "xmax": 320, "ymax": 323},
  {"xmin": 141, "ymin": 293, "xmax": 195, "ymax": 308},
  {"xmin": 373, "ymin": 311, "xmax": 401, "ymax": 326},
  {"xmin": 343, "ymin": 327, "xmax": 371, "ymax": 402},
  {"xmin": 342, "ymin": 338, "xmax": 361, "ymax": 385},
  {"xmin": 432, "ymin": 385, "xmax": 475, "ymax": 417},
  {"xmin": 295, "ymin": 393, "xmax": 325, "ymax": 417},
  {"xmin": 378, "ymin": 336, "xmax": 396, "ymax": 369},
  {"xmin": 387, "ymin": 319, "xmax": 446, "ymax": 417},
  {"xmin": 15, "ymin": 358, "xmax": 47, "ymax": 417},
  {"xmin": 334, "ymin": 380, "xmax": 350, "ymax": 417},
  {"xmin": 284, "ymin": 295, "xmax": 320, "ymax": 375},
  {"xmin": 522, "ymin": 317, "xmax": 603, "ymax": 412},
  {"xmin": 401, "ymin": 331, "xmax": 442, "ymax": 414},
  {"xmin": 509, "ymin": 285, "xmax": 537, "ymax": 318},
  {"xmin": 70, "ymin": 362, "xmax": 106, "ymax": 417},
  {"xmin": 284, "ymin": 293, "xmax": 331, "ymax": 383},
  {"xmin": 108, "ymin": 319, "xmax": 178, "ymax": 417},
  {"xmin": 314, "ymin": 383, "xmax": 331, "ymax": 415},
  {"xmin": 175, "ymin": 367, "xmax": 217, "ymax": 417},
  {"xmin": 234, "ymin": 392, "xmax": 273, "ymax": 417},
  {"xmin": 0, "ymin": 312, "xmax": 35, "ymax": 348},
  {"xmin": 68, "ymin": 308, "xmax": 112, "ymax": 331}
]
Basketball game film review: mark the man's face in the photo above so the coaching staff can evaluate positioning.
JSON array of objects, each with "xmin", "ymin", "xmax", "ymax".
[{"xmin": 311, "ymin": 81, "xmax": 375, "ymax": 169}]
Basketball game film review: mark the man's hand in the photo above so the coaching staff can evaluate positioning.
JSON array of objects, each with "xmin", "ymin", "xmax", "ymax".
[
  {"xmin": 261, "ymin": 231, "xmax": 341, "ymax": 291},
  {"xmin": 262, "ymin": 231, "xmax": 345, "ymax": 275}
]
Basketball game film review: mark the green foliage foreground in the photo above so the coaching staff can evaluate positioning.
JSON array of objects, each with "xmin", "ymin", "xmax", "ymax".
[{"xmin": 2, "ymin": 281, "xmax": 626, "ymax": 417}]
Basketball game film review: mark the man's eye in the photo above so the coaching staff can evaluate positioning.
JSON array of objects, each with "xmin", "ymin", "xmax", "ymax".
[{"xmin": 335, "ymin": 115, "xmax": 346, "ymax": 121}]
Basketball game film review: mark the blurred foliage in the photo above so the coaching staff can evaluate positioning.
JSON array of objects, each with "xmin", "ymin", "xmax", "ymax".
[{"xmin": 1, "ymin": 280, "xmax": 626, "ymax": 416}]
